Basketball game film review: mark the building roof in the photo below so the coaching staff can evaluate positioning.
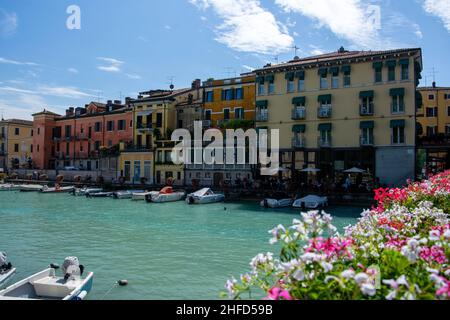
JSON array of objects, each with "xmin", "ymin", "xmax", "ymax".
[
  {"xmin": 131, "ymin": 88, "xmax": 193, "ymax": 103},
  {"xmin": 418, "ymin": 86, "xmax": 450, "ymax": 91},
  {"xmin": 0, "ymin": 119, "xmax": 33, "ymax": 126},
  {"xmin": 31, "ymin": 109, "xmax": 61, "ymax": 117},
  {"xmin": 255, "ymin": 47, "xmax": 422, "ymax": 73}
]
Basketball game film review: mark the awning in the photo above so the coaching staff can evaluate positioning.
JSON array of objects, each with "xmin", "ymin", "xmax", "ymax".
[
  {"xmin": 318, "ymin": 68, "xmax": 328, "ymax": 76},
  {"xmin": 285, "ymin": 72, "xmax": 295, "ymax": 80},
  {"xmin": 292, "ymin": 124, "xmax": 306, "ymax": 133},
  {"xmin": 318, "ymin": 123, "xmax": 332, "ymax": 131},
  {"xmin": 265, "ymin": 74, "xmax": 275, "ymax": 82},
  {"xmin": 386, "ymin": 60, "xmax": 397, "ymax": 67},
  {"xmin": 329, "ymin": 67, "xmax": 339, "ymax": 75},
  {"xmin": 359, "ymin": 90, "xmax": 374, "ymax": 99},
  {"xmin": 317, "ymin": 94, "xmax": 332, "ymax": 103},
  {"xmin": 256, "ymin": 76, "xmax": 265, "ymax": 84},
  {"xmin": 295, "ymin": 71, "xmax": 305, "ymax": 80},
  {"xmin": 360, "ymin": 121, "xmax": 374, "ymax": 129},
  {"xmin": 390, "ymin": 119, "xmax": 406, "ymax": 128},
  {"xmin": 399, "ymin": 58, "xmax": 410, "ymax": 66},
  {"xmin": 341, "ymin": 65, "xmax": 351, "ymax": 73},
  {"xmin": 372, "ymin": 61, "xmax": 383, "ymax": 69},
  {"xmin": 256, "ymin": 100, "xmax": 268, "ymax": 108},
  {"xmin": 390, "ymin": 88, "xmax": 405, "ymax": 96},
  {"xmin": 292, "ymin": 97, "xmax": 306, "ymax": 105}
]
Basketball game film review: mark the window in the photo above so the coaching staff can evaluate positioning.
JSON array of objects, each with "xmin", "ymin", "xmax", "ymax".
[
  {"xmin": 428, "ymin": 94, "xmax": 435, "ymax": 100},
  {"xmin": 14, "ymin": 144, "xmax": 19, "ymax": 152},
  {"xmin": 361, "ymin": 128, "xmax": 374, "ymax": 145},
  {"xmin": 124, "ymin": 161, "xmax": 131, "ymax": 181},
  {"xmin": 37, "ymin": 145, "xmax": 40, "ymax": 152},
  {"xmin": 107, "ymin": 121, "xmax": 114, "ymax": 131},
  {"xmin": 66, "ymin": 142, "xmax": 70, "ymax": 156},
  {"xmin": 268, "ymin": 80, "xmax": 275, "ymax": 94},
  {"xmin": 235, "ymin": 87, "xmax": 244, "ymax": 100},
  {"xmin": 343, "ymin": 66, "xmax": 351, "ymax": 87},
  {"xmin": 37, "ymin": 128, "xmax": 40, "ymax": 135},
  {"xmin": 426, "ymin": 126, "xmax": 437, "ymax": 137},
  {"xmin": 446, "ymin": 125, "xmax": 450, "ymax": 135},
  {"xmin": 31, "ymin": 130, "xmax": 33, "ymax": 137},
  {"xmin": 388, "ymin": 65, "xmax": 396, "ymax": 82},
  {"xmin": 80, "ymin": 144, "xmax": 83, "ymax": 152},
  {"xmin": 258, "ymin": 83, "xmax": 265, "ymax": 95},
  {"xmin": 56, "ymin": 143, "xmax": 60, "ymax": 152},
  {"xmin": 108, "ymin": 140, "xmax": 113, "ymax": 147},
  {"xmin": 156, "ymin": 113, "xmax": 163, "ymax": 127},
  {"xmin": 401, "ymin": 63, "xmax": 409, "ymax": 80},
  {"xmin": 222, "ymin": 89, "xmax": 234, "ymax": 101},
  {"xmin": 95, "ymin": 141, "xmax": 101, "ymax": 151},
  {"xmin": 298, "ymin": 79, "xmax": 305, "ymax": 92},
  {"xmin": 30, "ymin": 145, "xmax": 33, "ymax": 153},
  {"xmin": 320, "ymin": 130, "xmax": 331, "ymax": 144},
  {"xmin": 374, "ymin": 66, "xmax": 382, "ymax": 83},
  {"xmin": 118, "ymin": 120, "xmax": 126, "ymax": 131},
  {"xmin": 360, "ymin": 97, "xmax": 374, "ymax": 115},
  {"xmin": 331, "ymin": 68, "xmax": 339, "ymax": 89},
  {"xmin": 178, "ymin": 120, "xmax": 183, "ymax": 128},
  {"xmin": 177, "ymin": 172, "xmax": 181, "ymax": 181},
  {"xmin": 235, "ymin": 107, "xmax": 244, "ymax": 120},
  {"xmin": 205, "ymin": 91, "xmax": 214, "ymax": 102},
  {"xmin": 391, "ymin": 89, "xmax": 405, "ymax": 114},
  {"xmin": 426, "ymin": 107, "xmax": 438, "ymax": 117},
  {"xmin": 65, "ymin": 125, "xmax": 71, "ymax": 138},
  {"xmin": 392, "ymin": 126, "xmax": 405, "ymax": 144},
  {"xmin": 94, "ymin": 122, "xmax": 101, "ymax": 132},
  {"xmin": 223, "ymin": 108, "xmax": 230, "ymax": 120},
  {"xmin": 15, "ymin": 128, "xmax": 19, "ymax": 135},
  {"xmin": 320, "ymin": 73, "xmax": 328, "ymax": 89},
  {"xmin": 205, "ymin": 110, "xmax": 212, "ymax": 121}
]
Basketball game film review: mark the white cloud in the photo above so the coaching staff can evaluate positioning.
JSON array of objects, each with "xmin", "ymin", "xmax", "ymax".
[
  {"xmin": 189, "ymin": 0, "xmax": 294, "ymax": 54},
  {"xmin": 0, "ymin": 86, "xmax": 36, "ymax": 95},
  {"xmin": 200, "ymin": 16, "xmax": 208, "ymax": 21},
  {"xmin": 309, "ymin": 45, "xmax": 326, "ymax": 55},
  {"xmin": 39, "ymin": 86, "xmax": 95, "ymax": 99},
  {"xmin": 0, "ymin": 57, "xmax": 38, "ymax": 66},
  {"xmin": 275, "ymin": 0, "xmax": 384, "ymax": 49},
  {"xmin": 68, "ymin": 68, "xmax": 79, "ymax": 74},
  {"xmin": 242, "ymin": 65, "xmax": 255, "ymax": 71},
  {"xmin": 125, "ymin": 73, "xmax": 142, "ymax": 80},
  {"xmin": 164, "ymin": 25, "xmax": 172, "ymax": 30},
  {"xmin": 0, "ymin": 9, "xmax": 17, "ymax": 37},
  {"xmin": 422, "ymin": 0, "xmax": 450, "ymax": 33},
  {"xmin": 96, "ymin": 57, "xmax": 124, "ymax": 73}
]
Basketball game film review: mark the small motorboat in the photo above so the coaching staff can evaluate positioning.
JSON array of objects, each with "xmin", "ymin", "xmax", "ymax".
[
  {"xmin": 132, "ymin": 191, "xmax": 157, "ymax": 201},
  {"xmin": 113, "ymin": 190, "xmax": 144, "ymax": 199},
  {"xmin": 0, "ymin": 252, "xmax": 16, "ymax": 289},
  {"xmin": 40, "ymin": 185, "xmax": 75, "ymax": 194},
  {"xmin": 292, "ymin": 195, "xmax": 328, "ymax": 209},
  {"xmin": 0, "ymin": 184, "xmax": 20, "ymax": 192},
  {"xmin": 86, "ymin": 191, "xmax": 113, "ymax": 198},
  {"xmin": 146, "ymin": 186, "xmax": 185, "ymax": 203},
  {"xmin": 72, "ymin": 188, "xmax": 103, "ymax": 196},
  {"xmin": 186, "ymin": 188, "xmax": 225, "ymax": 204},
  {"xmin": 0, "ymin": 257, "xmax": 93, "ymax": 301},
  {"xmin": 19, "ymin": 184, "xmax": 45, "ymax": 192},
  {"xmin": 260, "ymin": 192, "xmax": 294, "ymax": 209}
]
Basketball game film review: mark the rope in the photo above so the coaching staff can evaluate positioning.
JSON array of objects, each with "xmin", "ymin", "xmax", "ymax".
[{"xmin": 100, "ymin": 283, "xmax": 118, "ymax": 300}]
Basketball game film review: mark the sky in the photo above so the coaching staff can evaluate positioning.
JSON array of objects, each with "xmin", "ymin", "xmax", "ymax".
[{"xmin": 0, "ymin": 0, "xmax": 449, "ymax": 120}]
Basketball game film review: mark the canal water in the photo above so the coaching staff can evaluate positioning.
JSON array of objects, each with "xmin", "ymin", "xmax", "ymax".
[{"xmin": 0, "ymin": 191, "xmax": 364, "ymax": 300}]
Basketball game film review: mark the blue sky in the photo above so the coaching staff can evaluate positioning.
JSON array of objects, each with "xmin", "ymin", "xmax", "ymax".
[{"xmin": 0, "ymin": 0, "xmax": 449, "ymax": 119}]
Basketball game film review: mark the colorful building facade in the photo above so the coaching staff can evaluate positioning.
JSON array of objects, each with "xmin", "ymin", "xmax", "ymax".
[
  {"xmin": 0, "ymin": 119, "xmax": 33, "ymax": 171},
  {"xmin": 255, "ymin": 47, "xmax": 422, "ymax": 186}
]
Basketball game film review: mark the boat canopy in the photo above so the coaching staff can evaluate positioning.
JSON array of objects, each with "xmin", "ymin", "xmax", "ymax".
[{"xmin": 192, "ymin": 188, "xmax": 213, "ymax": 197}]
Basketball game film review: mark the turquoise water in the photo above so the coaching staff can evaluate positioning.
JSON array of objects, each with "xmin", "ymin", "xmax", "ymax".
[{"xmin": 0, "ymin": 191, "xmax": 364, "ymax": 300}]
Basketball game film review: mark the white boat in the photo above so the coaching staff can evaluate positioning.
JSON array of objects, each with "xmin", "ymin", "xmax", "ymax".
[
  {"xmin": 260, "ymin": 193, "xmax": 294, "ymax": 209},
  {"xmin": 40, "ymin": 185, "xmax": 75, "ymax": 194},
  {"xmin": 0, "ymin": 252, "xmax": 15, "ymax": 288},
  {"xmin": 186, "ymin": 188, "xmax": 225, "ymax": 204},
  {"xmin": 292, "ymin": 195, "xmax": 328, "ymax": 209},
  {"xmin": 72, "ymin": 188, "xmax": 103, "ymax": 196},
  {"xmin": 0, "ymin": 257, "xmax": 93, "ymax": 301},
  {"xmin": 132, "ymin": 191, "xmax": 157, "ymax": 201},
  {"xmin": 146, "ymin": 187, "xmax": 185, "ymax": 203},
  {"xmin": 113, "ymin": 190, "xmax": 144, "ymax": 199},
  {"xmin": 19, "ymin": 184, "xmax": 45, "ymax": 192},
  {"xmin": 86, "ymin": 191, "xmax": 113, "ymax": 198},
  {"xmin": 0, "ymin": 184, "xmax": 20, "ymax": 191}
]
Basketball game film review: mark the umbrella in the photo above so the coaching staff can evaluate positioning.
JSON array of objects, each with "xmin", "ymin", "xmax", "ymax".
[
  {"xmin": 344, "ymin": 167, "xmax": 365, "ymax": 173},
  {"xmin": 301, "ymin": 168, "xmax": 321, "ymax": 173}
]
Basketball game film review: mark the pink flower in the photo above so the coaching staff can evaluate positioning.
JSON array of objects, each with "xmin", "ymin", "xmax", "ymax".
[{"xmin": 266, "ymin": 287, "xmax": 293, "ymax": 301}]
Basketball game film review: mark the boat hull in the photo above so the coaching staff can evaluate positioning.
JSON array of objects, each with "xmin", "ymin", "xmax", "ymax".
[
  {"xmin": 147, "ymin": 192, "xmax": 185, "ymax": 203},
  {"xmin": 260, "ymin": 198, "xmax": 293, "ymax": 209},
  {"xmin": 0, "ymin": 268, "xmax": 16, "ymax": 289},
  {"xmin": 186, "ymin": 194, "xmax": 225, "ymax": 204}
]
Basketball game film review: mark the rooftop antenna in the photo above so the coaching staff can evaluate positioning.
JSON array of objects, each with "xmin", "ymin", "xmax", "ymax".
[
  {"xmin": 224, "ymin": 67, "xmax": 236, "ymax": 78},
  {"xmin": 273, "ymin": 55, "xmax": 279, "ymax": 64},
  {"xmin": 292, "ymin": 45, "xmax": 300, "ymax": 57},
  {"xmin": 167, "ymin": 76, "xmax": 175, "ymax": 90}
]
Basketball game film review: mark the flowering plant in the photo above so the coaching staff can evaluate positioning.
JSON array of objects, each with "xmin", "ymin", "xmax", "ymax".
[{"xmin": 224, "ymin": 171, "xmax": 450, "ymax": 300}]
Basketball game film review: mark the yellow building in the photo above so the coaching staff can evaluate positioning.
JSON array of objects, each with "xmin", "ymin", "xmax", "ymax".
[
  {"xmin": 0, "ymin": 119, "xmax": 34, "ymax": 171},
  {"xmin": 203, "ymin": 74, "xmax": 255, "ymax": 128},
  {"xmin": 255, "ymin": 47, "xmax": 422, "ymax": 186},
  {"xmin": 416, "ymin": 83, "xmax": 450, "ymax": 173},
  {"xmin": 118, "ymin": 149, "xmax": 154, "ymax": 185},
  {"xmin": 154, "ymin": 141, "xmax": 184, "ymax": 186}
]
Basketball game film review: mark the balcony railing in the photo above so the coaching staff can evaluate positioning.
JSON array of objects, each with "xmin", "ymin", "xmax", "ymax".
[
  {"xmin": 123, "ymin": 145, "xmax": 153, "ymax": 152},
  {"xmin": 317, "ymin": 106, "xmax": 332, "ymax": 118},
  {"xmin": 291, "ymin": 107, "xmax": 306, "ymax": 120},
  {"xmin": 256, "ymin": 111, "xmax": 268, "ymax": 122},
  {"xmin": 360, "ymin": 135, "xmax": 375, "ymax": 146},
  {"xmin": 360, "ymin": 103, "xmax": 374, "ymax": 116},
  {"xmin": 318, "ymin": 137, "xmax": 332, "ymax": 148},
  {"xmin": 137, "ymin": 123, "xmax": 153, "ymax": 131},
  {"xmin": 292, "ymin": 137, "xmax": 306, "ymax": 148}
]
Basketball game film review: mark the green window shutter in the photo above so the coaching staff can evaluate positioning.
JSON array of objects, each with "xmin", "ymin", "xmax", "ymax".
[
  {"xmin": 330, "ymin": 67, "xmax": 339, "ymax": 75},
  {"xmin": 285, "ymin": 72, "xmax": 295, "ymax": 80},
  {"xmin": 359, "ymin": 90, "xmax": 374, "ymax": 99},
  {"xmin": 416, "ymin": 123, "xmax": 423, "ymax": 135},
  {"xmin": 386, "ymin": 60, "xmax": 397, "ymax": 67},
  {"xmin": 390, "ymin": 119, "xmax": 405, "ymax": 128},
  {"xmin": 256, "ymin": 100, "xmax": 268, "ymax": 108},
  {"xmin": 318, "ymin": 94, "xmax": 332, "ymax": 103},
  {"xmin": 265, "ymin": 74, "xmax": 275, "ymax": 82},
  {"xmin": 416, "ymin": 91, "xmax": 423, "ymax": 108},
  {"xmin": 318, "ymin": 68, "xmax": 328, "ymax": 76},
  {"xmin": 295, "ymin": 71, "xmax": 305, "ymax": 80},
  {"xmin": 399, "ymin": 58, "xmax": 410, "ymax": 66},
  {"xmin": 318, "ymin": 123, "xmax": 332, "ymax": 131},
  {"xmin": 372, "ymin": 62, "xmax": 383, "ymax": 69},
  {"xmin": 292, "ymin": 124, "xmax": 306, "ymax": 133},
  {"xmin": 360, "ymin": 121, "xmax": 374, "ymax": 129},
  {"xmin": 256, "ymin": 76, "xmax": 265, "ymax": 84},
  {"xmin": 341, "ymin": 65, "xmax": 351, "ymax": 74},
  {"xmin": 292, "ymin": 97, "xmax": 306, "ymax": 105},
  {"xmin": 390, "ymin": 88, "xmax": 405, "ymax": 96}
]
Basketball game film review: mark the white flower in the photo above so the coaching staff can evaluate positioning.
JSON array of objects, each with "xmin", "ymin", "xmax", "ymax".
[
  {"xmin": 320, "ymin": 262, "xmax": 333, "ymax": 273},
  {"xmin": 354, "ymin": 273, "xmax": 369, "ymax": 285},
  {"xmin": 386, "ymin": 290, "xmax": 397, "ymax": 300},
  {"xmin": 443, "ymin": 229, "xmax": 450, "ymax": 239},
  {"xmin": 429, "ymin": 230, "xmax": 441, "ymax": 241},
  {"xmin": 340, "ymin": 270, "xmax": 355, "ymax": 279},
  {"xmin": 293, "ymin": 268, "xmax": 305, "ymax": 281},
  {"xmin": 360, "ymin": 283, "xmax": 376, "ymax": 296},
  {"xmin": 225, "ymin": 278, "xmax": 237, "ymax": 298}
]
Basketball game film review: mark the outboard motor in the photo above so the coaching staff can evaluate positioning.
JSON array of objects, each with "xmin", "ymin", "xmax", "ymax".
[
  {"xmin": 188, "ymin": 196, "xmax": 195, "ymax": 205},
  {"xmin": 61, "ymin": 257, "xmax": 84, "ymax": 281},
  {"xmin": 0, "ymin": 252, "xmax": 12, "ymax": 272},
  {"xmin": 263, "ymin": 199, "xmax": 269, "ymax": 209}
]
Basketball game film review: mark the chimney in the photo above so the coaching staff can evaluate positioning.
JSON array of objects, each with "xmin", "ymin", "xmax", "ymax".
[
  {"xmin": 114, "ymin": 100, "xmax": 121, "ymax": 105},
  {"xmin": 107, "ymin": 100, "xmax": 113, "ymax": 105},
  {"xmin": 66, "ymin": 107, "xmax": 74, "ymax": 117},
  {"xmin": 125, "ymin": 97, "xmax": 131, "ymax": 105},
  {"xmin": 191, "ymin": 79, "xmax": 201, "ymax": 89},
  {"xmin": 432, "ymin": 81, "xmax": 436, "ymax": 88}
]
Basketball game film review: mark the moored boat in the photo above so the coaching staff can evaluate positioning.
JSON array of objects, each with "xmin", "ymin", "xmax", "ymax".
[
  {"xmin": 19, "ymin": 184, "xmax": 45, "ymax": 192},
  {"xmin": 0, "ymin": 257, "xmax": 93, "ymax": 301},
  {"xmin": 292, "ymin": 195, "xmax": 328, "ymax": 209},
  {"xmin": 72, "ymin": 187, "xmax": 103, "ymax": 196},
  {"xmin": 86, "ymin": 191, "xmax": 113, "ymax": 198},
  {"xmin": 113, "ymin": 190, "xmax": 144, "ymax": 199},
  {"xmin": 260, "ymin": 192, "xmax": 294, "ymax": 209},
  {"xmin": 145, "ymin": 187, "xmax": 185, "ymax": 203},
  {"xmin": 0, "ymin": 252, "xmax": 16, "ymax": 289},
  {"xmin": 40, "ymin": 185, "xmax": 75, "ymax": 194},
  {"xmin": 186, "ymin": 188, "xmax": 225, "ymax": 204},
  {"xmin": 132, "ymin": 191, "xmax": 157, "ymax": 201},
  {"xmin": 0, "ymin": 184, "xmax": 20, "ymax": 192}
]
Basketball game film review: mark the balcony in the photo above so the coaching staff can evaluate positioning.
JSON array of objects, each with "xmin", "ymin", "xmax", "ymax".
[
  {"xmin": 291, "ymin": 107, "xmax": 306, "ymax": 120},
  {"xmin": 360, "ymin": 103, "xmax": 374, "ymax": 116},
  {"xmin": 256, "ymin": 111, "xmax": 268, "ymax": 122},
  {"xmin": 317, "ymin": 106, "xmax": 332, "ymax": 118},
  {"xmin": 123, "ymin": 145, "xmax": 153, "ymax": 153},
  {"xmin": 318, "ymin": 137, "xmax": 332, "ymax": 148},
  {"xmin": 292, "ymin": 137, "xmax": 306, "ymax": 149},
  {"xmin": 137, "ymin": 123, "xmax": 153, "ymax": 132},
  {"xmin": 360, "ymin": 135, "xmax": 375, "ymax": 146}
]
